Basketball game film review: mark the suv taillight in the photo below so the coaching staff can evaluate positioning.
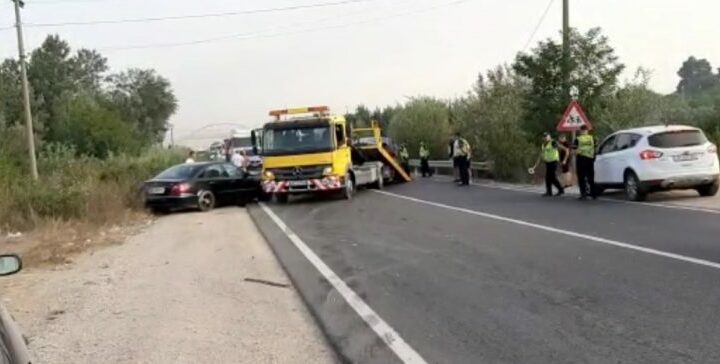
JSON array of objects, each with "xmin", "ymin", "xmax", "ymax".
[
  {"xmin": 170, "ymin": 183, "xmax": 191, "ymax": 196},
  {"xmin": 709, "ymin": 144, "xmax": 717, "ymax": 154},
  {"xmin": 640, "ymin": 150, "xmax": 663, "ymax": 160}
]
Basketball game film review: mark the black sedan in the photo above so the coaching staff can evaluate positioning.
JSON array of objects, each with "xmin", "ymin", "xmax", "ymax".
[
  {"xmin": 0, "ymin": 254, "xmax": 30, "ymax": 364},
  {"xmin": 144, "ymin": 161, "xmax": 261, "ymax": 213}
]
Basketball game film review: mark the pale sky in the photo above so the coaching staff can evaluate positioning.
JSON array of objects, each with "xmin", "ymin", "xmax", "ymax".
[{"xmin": 1, "ymin": 0, "xmax": 718, "ymax": 146}]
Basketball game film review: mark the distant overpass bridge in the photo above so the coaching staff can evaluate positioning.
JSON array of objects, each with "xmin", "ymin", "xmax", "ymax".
[{"xmin": 173, "ymin": 122, "xmax": 259, "ymax": 151}]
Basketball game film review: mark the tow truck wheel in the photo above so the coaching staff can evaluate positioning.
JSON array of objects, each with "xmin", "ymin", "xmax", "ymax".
[
  {"xmin": 342, "ymin": 173, "xmax": 354, "ymax": 200},
  {"xmin": 275, "ymin": 193, "xmax": 289, "ymax": 204}
]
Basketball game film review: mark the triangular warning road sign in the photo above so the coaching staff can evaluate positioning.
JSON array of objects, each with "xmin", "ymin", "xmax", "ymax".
[{"xmin": 556, "ymin": 100, "xmax": 592, "ymax": 132}]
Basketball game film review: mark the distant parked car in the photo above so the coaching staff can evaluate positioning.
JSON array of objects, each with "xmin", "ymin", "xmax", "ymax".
[
  {"xmin": 594, "ymin": 125, "xmax": 720, "ymax": 201},
  {"xmin": 144, "ymin": 162, "xmax": 261, "ymax": 213},
  {"xmin": 0, "ymin": 254, "xmax": 31, "ymax": 364}
]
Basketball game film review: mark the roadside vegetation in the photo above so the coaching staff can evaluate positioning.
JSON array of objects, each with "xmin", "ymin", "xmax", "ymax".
[
  {"xmin": 0, "ymin": 35, "xmax": 181, "ymax": 262},
  {"xmin": 347, "ymin": 28, "xmax": 720, "ymax": 181}
]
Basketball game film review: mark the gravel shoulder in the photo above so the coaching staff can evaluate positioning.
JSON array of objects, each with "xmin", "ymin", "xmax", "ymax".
[{"xmin": 0, "ymin": 208, "xmax": 336, "ymax": 364}]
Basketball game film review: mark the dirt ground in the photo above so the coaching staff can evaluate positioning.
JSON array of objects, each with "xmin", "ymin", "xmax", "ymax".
[{"xmin": 0, "ymin": 208, "xmax": 336, "ymax": 364}]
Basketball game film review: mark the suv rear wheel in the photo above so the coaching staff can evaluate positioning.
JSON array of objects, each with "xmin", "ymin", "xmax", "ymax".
[
  {"xmin": 696, "ymin": 179, "xmax": 720, "ymax": 197},
  {"xmin": 624, "ymin": 171, "xmax": 647, "ymax": 201}
]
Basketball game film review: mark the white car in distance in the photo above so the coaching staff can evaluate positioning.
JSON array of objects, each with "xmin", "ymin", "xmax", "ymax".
[{"xmin": 594, "ymin": 125, "xmax": 719, "ymax": 201}]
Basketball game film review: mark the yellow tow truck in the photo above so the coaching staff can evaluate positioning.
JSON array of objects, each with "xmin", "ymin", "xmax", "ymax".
[{"xmin": 252, "ymin": 106, "xmax": 411, "ymax": 203}]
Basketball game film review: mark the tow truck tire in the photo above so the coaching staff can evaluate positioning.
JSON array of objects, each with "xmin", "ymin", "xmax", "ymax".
[
  {"xmin": 697, "ymin": 179, "xmax": 719, "ymax": 197},
  {"xmin": 342, "ymin": 173, "xmax": 354, "ymax": 200},
  {"xmin": 275, "ymin": 193, "xmax": 289, "ymax": 204}
]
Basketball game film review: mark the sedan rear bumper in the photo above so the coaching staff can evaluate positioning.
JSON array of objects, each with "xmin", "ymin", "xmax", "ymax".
[
  {"xmin": 145, "ymin": 195, "xmax": 198, "ymax": 209},
  {"xmin": 644, "ymin": 174, "xmax": 719, "ymax": 189}
]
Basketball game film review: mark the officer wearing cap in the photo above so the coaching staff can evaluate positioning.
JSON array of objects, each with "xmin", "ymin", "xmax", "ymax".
[
  {"xmin": 574, "ymin": 125, "xmax": 597, "ymax": 200},
  {"xmin": 531, "ymin": 132, "xmax": 569, "ymax": 197}
]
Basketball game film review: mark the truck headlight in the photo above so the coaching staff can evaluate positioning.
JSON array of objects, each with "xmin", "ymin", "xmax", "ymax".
[
  {"xmin": 322, "ymin": 166, "xmax": 333, "ymax": 176},
  {"xmin": 263, "ymin": 171, "xmax": 275, "ymax": 180}
]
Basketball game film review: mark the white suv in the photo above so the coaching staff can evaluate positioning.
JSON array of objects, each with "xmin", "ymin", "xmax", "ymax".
[{"xmin": 594, "ymin": 125, "xmax": 719, "ymax": 201}]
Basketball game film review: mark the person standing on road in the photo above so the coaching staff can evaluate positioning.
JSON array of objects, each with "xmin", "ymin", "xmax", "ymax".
[
  {"xmin": 419, "ymin": 141, "xmax": 432, "ymax": 177},
  {"xmin": 453, "ymin": 133, "xmax": 471, "ymax": 186},
  {"xmin": 185, "ymin": 150, "xmax": 196, "ymax": 164},
  {"xmin": 231, "ymin": 149, "xmax": 247, "ymax": 171},
  {"xmin": 574, "ymin": 125, "xmax": 597, "ymax": 200},
  {"xmin": 399, "ymin": 144, "xmax": 410, "ymax": 174},
  {"xmin": 532, "ymin": 132, "xmax": 568, "ymax": 197},
  {"xmin": 558, "ymin": 134, "xmax": 572, "ymax": 188},
  {"xmin": 449, "ymin": 135, "xmax": 460, "ymax": 182}
]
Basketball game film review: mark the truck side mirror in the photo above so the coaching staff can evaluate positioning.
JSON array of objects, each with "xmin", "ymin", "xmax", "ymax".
[{"xmin": 251, "ymin": 130, "xmax": 259, "ymax": 155}]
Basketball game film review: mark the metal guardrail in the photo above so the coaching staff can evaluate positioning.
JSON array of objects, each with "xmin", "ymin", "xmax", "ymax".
[{"xmin": 408, "ymin": 159, "xmax": 493, "ymax": 172}]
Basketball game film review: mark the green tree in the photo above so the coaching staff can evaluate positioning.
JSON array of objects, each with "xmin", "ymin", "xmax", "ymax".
[
  {"xmin": 513, "ymin": 27, "xmax": 625, "ymax": 137},
  {"xmin": 55, "ymin": 94, "xmax": 141, "ymax": 158},
  {"xmin": 454, "ymin": 66, "xmax": 534, "ymax": 180},
  {"xmin": 105, "ymin": 69, "xmax": 177, "ymax": 144},
  {"xmin": 388, "ymin": 97, "xmax": 451, "ymax": 159},
  {"xmin": 676, "ymin": 57, "xmax": 720, "ymax": 97}
]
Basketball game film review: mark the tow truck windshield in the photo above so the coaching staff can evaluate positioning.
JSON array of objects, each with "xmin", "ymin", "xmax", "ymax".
[{"xmin": 262, "ymin": 125, "xmax": 333, "ymax": 156}]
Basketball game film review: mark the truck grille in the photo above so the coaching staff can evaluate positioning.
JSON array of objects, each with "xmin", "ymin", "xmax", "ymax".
[{"xmin": 271, "ymin": 166, "xmax": 326, "ymax": 180}]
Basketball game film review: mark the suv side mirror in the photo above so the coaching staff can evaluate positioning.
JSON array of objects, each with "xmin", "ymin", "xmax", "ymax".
[{"xmin": 0, "ymin": 255, "xmax": 22, "ymax": 276}]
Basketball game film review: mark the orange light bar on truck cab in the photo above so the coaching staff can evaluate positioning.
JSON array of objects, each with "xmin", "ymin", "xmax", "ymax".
[{"xmin": 269, "ymin": 106, "xmax": 330, "ymax": 118}]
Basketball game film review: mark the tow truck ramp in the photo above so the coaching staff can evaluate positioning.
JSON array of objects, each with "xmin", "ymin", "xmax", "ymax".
[{"xmin": 352, "ymin": 122, "xmax": 412, "ymax": 183}]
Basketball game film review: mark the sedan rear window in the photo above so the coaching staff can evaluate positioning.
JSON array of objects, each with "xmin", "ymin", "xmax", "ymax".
[
  {"xmin": 648, "ymin": 130, "xmax": 707, "ymax": 148},
  {"xmin": 155, "ymin": 164, "xmax": 201, "ymax": 179}
]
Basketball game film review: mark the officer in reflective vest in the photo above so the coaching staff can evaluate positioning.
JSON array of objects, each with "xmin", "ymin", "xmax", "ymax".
[
  {"xmin": 399, "ymin": 144, "xmax": 410, "ymax": 174},
  {"xmin": 453, "ymin": 133, "xmax": 472, "ymax": 186},
  {"xmin": 419, "ymin": 142, "xmax": 432, "ymax": 177},
  {"xmin": 532, "ymin": 132, "xmax": 569, "ymax": 196},
  {"xmin": 574, "ymin": 125, "xmax": 597, "ymax": 200}
]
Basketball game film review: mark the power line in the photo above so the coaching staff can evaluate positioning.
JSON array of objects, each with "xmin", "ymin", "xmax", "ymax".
[
  {"xmin": 23, "ymin": 0, "xmax": 372, "ymax": 28},
  {"xmin": 521, "ymin": 0, "xmax": 555, "ymax": 52},
  {"xmin": 99, "ymin": 0, "xmax": 473, "ymax": 52}
]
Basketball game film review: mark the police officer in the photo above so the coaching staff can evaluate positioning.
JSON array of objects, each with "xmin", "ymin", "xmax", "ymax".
[
  {"xmin": 399, "ymin": 143, "xmax": 410, "ymax": 174},
  {"xmin": 532, "ymin": 132, "xmax": 568, "ymax": 196},
  {"xmin": 574, "ymin": 125, "xmax": 597, "ymax": 200},
  {"xmin": 453, "ymin": 133, "xmax": 472, "ymax": 186},
  {"xmin": 419, "ymin": 141, "xmax": 432, "ymax": 177}
]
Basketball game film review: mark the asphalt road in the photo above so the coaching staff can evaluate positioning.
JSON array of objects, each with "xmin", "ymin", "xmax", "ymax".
[{"xmin": 249, "ymin": 178, "xmax": 720, "ymax": 364}]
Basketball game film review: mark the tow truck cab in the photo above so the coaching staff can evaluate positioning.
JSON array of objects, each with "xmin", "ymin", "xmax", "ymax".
[{"xmin": 253, "ymin": 106, "xmax": 384, "ymax": 201}]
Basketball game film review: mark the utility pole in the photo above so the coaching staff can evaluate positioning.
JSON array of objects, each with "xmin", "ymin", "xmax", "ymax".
[
  {"xmin": 169, "ymin": 123, "xmax": 174, "ymax": 148},
  {"xmin": 562, "ymin": 0, "xmax": 570, "ymax": 100},
  {"xmin": 12, "ymin": 0, "xmax": 38, "ymax": 180}
]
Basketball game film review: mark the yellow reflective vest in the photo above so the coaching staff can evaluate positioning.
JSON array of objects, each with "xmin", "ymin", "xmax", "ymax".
[
  {"xmin": 577, "ymin": 134, "xmax": 595, "ymax": 158},
  {"xmin": 542, "ymin": 141, "xmax": 560, "ymax": 162}
]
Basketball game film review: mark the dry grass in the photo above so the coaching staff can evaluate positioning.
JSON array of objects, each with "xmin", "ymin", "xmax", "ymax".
[
  {"xmin": 0, "ymin": 212, "xmax": 151, "ymax": 268},
  {"xmin": 0, "ymin": 147, "xmax": 185, "ymax": 268}
]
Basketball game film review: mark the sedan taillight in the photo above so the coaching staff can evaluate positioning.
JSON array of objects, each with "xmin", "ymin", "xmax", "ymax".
[
  {"xmin": 639, "ymin": 149, "xmax": 663, "ymax": 160},
  {"xmin": 170, "ymin": 183, "xmax": 191, "ymax": 196}
]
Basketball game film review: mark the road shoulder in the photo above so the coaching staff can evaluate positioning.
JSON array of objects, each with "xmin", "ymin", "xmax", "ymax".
[{"xmin": 0, "ymin": 208, "xmax": 335, "ymax": 364}]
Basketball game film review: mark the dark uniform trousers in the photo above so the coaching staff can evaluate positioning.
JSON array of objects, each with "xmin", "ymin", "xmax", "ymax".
[
  {"xmin": 545, "ymin": 161, "xmax": 563, "ymax": 195},
  {"xmin": 457, "ymin": 156, "xmax": 470, "ymax": 185},
  {"xmin": 576, "ymin": 155, "xmax": 596, "ymax": 197}
]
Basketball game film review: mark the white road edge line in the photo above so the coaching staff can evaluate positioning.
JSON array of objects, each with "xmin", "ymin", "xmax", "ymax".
[
  {"xmin": 259, "ymin": 203, "xmax": 428, "ymax": 364},
  {"xmin": 374, "ymin": 190, "xmax": 720, "ymax": 270},
  {"xmin": 468, "ymin": 180, "xmax": 720, "ymax": 215}
]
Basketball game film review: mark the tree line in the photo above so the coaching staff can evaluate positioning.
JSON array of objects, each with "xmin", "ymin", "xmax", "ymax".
[
  {"xmin": 0, "ymin": 35, "xmax": 177, "ymax": 164},
  {"xmin": 346, "ymin": 28, "xmax": 720, "ymax": 180}
]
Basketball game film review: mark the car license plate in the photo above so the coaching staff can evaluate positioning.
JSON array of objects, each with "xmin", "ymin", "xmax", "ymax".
[
  {"xmin": 289, "ymin": 180, "xmax": 307, "ymax": 187},
  {"xmin": 148, "ymin": 187, "xmax": 165, "ymax": 195},
  {"xmin": 673, "ymin": 154, "xmax": 698, "ymax": 162}
]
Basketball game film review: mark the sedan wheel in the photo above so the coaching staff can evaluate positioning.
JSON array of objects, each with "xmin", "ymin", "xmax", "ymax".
[{"xmin": 197, "ymin": 190, "xmax": 216, "ymax": 212}]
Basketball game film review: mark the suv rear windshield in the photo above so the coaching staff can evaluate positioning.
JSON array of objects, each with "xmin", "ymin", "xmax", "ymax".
[{"xmin": 648, "ymin": 130, "xmax": 707, "ymax": 148}]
